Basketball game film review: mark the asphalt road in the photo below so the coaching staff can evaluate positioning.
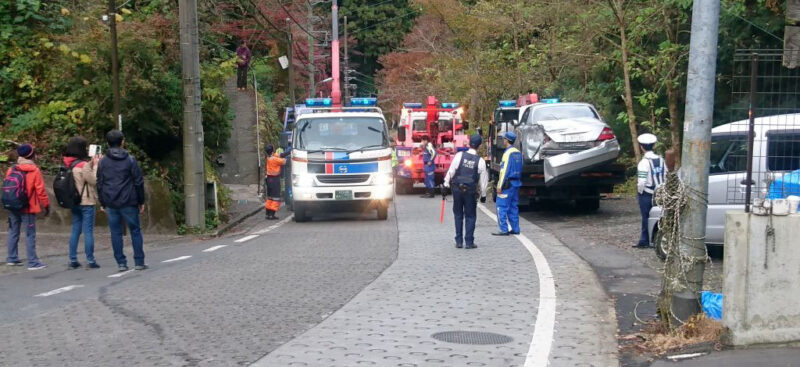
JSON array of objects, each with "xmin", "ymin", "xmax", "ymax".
[{"xmin": 0, "ymin": 207, "xmax": 398, "ymax": 366}]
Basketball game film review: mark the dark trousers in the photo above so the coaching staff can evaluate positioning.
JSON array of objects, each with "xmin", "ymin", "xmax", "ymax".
[
  {"xmin": 452, "ymin": 188, "xmax": 477, "ymax": 246},
  {"xmin": 637, "ymin": 192, "xmax": 653, "ymax": 246},
  {"xmin": 237, "ymin": 66, "xmax": 248, "ymax": 89},
  {"xmin": 108, "ymin": 206, "xmax": 145, "ymax": 266}
]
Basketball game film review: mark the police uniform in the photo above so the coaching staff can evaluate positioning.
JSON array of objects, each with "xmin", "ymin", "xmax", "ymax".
[
  {"xmin": 421, "ymin": 140, "xmax": 437, "ymax": 197},
  {"xmin": 494, "ymin": 132, "xmax": 523, "ymax": 235},
  {"xmin": 635, "ymin": 134, "xmax": 666, "ymax": 247},
  {"xmin": 444, "ymin": 135, "xmax": 489, "ymax": 249},
  {"xmin": 264, "ymin": 145, "xmax": 290, "ymax": 220}
]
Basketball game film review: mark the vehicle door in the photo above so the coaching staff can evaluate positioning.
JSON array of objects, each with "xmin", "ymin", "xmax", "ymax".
[
  {"xmin": 706, "ymin": 132, "xmax": 749, "ymax": 244},
  {"xmin": 514, "ymin": 106, "xmax": 542, "ymax": 163}
]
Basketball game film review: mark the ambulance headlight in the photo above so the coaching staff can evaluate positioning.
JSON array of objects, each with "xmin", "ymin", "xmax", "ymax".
[
  {"xmin": 292, "ymin": 174, "xmax": 314, "ymax": 187},
  {"xmin": 374, "ymin": 173, "xmax": 394, "ymax": 186}
]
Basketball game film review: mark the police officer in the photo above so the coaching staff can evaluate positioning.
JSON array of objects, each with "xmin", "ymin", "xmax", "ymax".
[
  {"xmin": 443, "ymin": 134, "xmax": 489, "ymax": 249},
  {"xmin": 420, "ymin": 136, "xmax": 437, "ymax": 198},
  {"xmin": 493, "ymin": 132, "xmax": 523, "ymax": 236},
  {"xmin": 634, "ymin": 133, "xmax": 667, "ymax": 248}
]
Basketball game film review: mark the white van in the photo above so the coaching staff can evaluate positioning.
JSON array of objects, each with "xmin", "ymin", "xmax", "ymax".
[{"xmin": 649, "ymin": 113, "xmax": 800, "ymax": 258}]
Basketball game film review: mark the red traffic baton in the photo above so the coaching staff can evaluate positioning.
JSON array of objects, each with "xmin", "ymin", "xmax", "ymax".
[{"xmin": 440, "ymin": 196, "xmax": 446, "ymax": 223}]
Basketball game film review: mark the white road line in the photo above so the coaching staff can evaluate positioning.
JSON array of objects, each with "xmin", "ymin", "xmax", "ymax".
[
  {"xmin": 235, "ymin": 235, "xmax": 259, "ymax": 243},
  {"xmin": 34, "ymin": 285, "xmax": 84, "ymax": 297},
  {"xmin": 478, "ymin": 204, "xmax": 556, "ymax": 367},
  {"xmin": 253, "ymin": 215, "xmax": 293, "ymax": 235},
  {"xmin": 108, "ymin": 270, "xmax": 134, "ymax": 278},
  {"xmin": 203, "ymin": 245, "xmax": 228, "ymax": 252},
  {"xmin": 161, "ymin": 255, "xmax": 192, "ymax": 263}
]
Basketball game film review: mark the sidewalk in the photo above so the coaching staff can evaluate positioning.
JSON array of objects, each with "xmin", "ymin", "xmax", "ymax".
[{"xmin": 254, "ymin": 196, "xmax": 618, "ymax": 366}]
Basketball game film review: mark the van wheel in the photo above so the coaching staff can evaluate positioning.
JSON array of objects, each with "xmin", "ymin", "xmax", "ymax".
[
  {"xmin": 293, "ymin": 205, "xmax": 309, "ymax": 222},
  {"xmin": 377, "ymin": 205, "xmax": 389, "ymax": 220},
  {"xmin": 653, "ymin": 227, "xmax": 667, "ymax": 260}
]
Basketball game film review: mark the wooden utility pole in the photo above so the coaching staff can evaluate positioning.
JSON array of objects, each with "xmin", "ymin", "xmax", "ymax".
[
  {"xmin": 107, "ymin": 0, "xmax": 121, "ymax": 130},
  {"xmin": 178, "ymin": 0, "xmax": 206, "ymax": 228}
]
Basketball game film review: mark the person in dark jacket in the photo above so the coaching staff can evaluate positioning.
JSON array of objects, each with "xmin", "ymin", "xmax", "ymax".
[
  {"xmin": 97, "ymin": 130, "xmax": 147, "ymax": 272},
  {"xmin": 236, "ymin": 40, "xmax": 251, "ymax": 91}
]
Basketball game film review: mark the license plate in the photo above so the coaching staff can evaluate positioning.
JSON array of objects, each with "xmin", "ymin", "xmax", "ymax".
[{"xmin": 335, "ymin": 190, "xmax": 353, "ymax": 200}]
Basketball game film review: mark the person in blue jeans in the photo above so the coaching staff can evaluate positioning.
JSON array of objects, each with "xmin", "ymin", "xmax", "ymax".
[
  {"xmin": 493, "ymin": 132, "xmax": 523, "ymax": 236},
  {"xmin": 5, "ymin": 144, "xmax": 50, "ymax": 270},
  {"xmin": 96, "ymin": 130, "xmax": 147, "ymax": 272},
  {"xmin": 63, "ymin": 137, "xmax": 101, "ymax": 269}
]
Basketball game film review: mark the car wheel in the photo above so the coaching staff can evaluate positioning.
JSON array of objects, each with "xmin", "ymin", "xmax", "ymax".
[
  {"xmin": 653, "ymin": 227, "xmax": 667, "ymax": 260},
  {"xmin": 576, "ymin": 198, "xmax": 600, "ymax": 212},
  {"xmin": 377, "ymin": 205, "xmax": 389, "ymax": 220},
  {"xmin": 293, "ymin": 205, "xmax": 309, "ymax": 222}
]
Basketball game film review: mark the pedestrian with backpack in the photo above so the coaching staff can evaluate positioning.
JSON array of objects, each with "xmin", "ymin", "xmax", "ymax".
[
  {"xmin": 3, "ymin": 144, "xmax": 50, "ymax": 270},
  {"xmin": 57, "ymin": 137, "xmax": 100, "ymax": 269},
  {"xmin": 96, "ymin": 130, "xmax": 147, "ymax": 272},
  {"xmin": 634, "ymin": 133, "xmax": 667, "ymax": 248}
]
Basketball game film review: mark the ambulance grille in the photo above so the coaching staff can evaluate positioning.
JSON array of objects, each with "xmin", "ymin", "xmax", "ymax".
[{"xmin": 316, "ymin": 174, "xmax": 370, "ymax": 184}]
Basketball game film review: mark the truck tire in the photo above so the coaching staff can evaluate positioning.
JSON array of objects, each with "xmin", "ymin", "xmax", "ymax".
[
  {"xmin": 377, "ymin": 205, "xmax": 389, "ymax": 220},
  {"xmin": 576, "ymin": 198, "xmax": 600, "ymax": 212},
  {"xmin": 293, "ymin": 204, "xmax": 309, "ymax": 222},
  {"xmin": 395, "ymin": 179, "xmax": 410, "ymax": 195}
]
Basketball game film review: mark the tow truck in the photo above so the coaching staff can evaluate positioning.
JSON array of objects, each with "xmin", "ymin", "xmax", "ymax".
[
  {"xmin": 488, "ymin": 96, "xmax": 626, "ymax": 211},
  {"xmin": 289, "ymin": 97, "xmax": 394, "ymax": 221},
  {"xmin": 393, "ymin": 96, "xmax": 470, "ymax": 194}
]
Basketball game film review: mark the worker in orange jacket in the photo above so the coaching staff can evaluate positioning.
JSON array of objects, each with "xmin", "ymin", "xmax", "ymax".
[{"xmin": 264, "ymin": 144, "xmax": 290, "ymax": 220}]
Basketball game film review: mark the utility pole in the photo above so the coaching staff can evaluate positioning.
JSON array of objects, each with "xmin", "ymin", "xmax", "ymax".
[
  {"xmin": 178, "ymin": 0, "xmax": 206, "ymax": 228},
  {"xmin": 107, "ymin": 0, "xmax": 121, "ymax": 130},
  {"xmin": 343, "ymin": 16, "xmax": 350, "ymax": 104},
  {"xmin": 307, "ymin": 0, "xmax": 315, "ymax": 97},
  {"xmin": 670, "ymin": 0, "xmax": 720, "ymax": 323},
  {"xmin": 330, "ymin": 0, "xmax": 341, "ymax": 106},
  {"xmin": 287, "ymin": 18, "xmax": 296, "ymax": 105}
]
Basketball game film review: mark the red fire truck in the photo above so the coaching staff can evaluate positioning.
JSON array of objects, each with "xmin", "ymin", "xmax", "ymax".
[{"xmin": 393, "ymin": 96, "xmax": 470, "ymax": 194}]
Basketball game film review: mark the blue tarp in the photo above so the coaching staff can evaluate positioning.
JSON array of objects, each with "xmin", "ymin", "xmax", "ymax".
[
  {"xmin": 701, "ymin": 291, "xmax": 723, "ymax": 320},
  {"xmin": 767, "ymin": 169, "xmax": 800, "ymax": 200}
]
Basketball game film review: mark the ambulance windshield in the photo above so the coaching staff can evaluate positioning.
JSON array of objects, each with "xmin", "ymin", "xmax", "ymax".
[{"xmin": 295, "ymin": 117, "xmax": 388, "ymax": 152}]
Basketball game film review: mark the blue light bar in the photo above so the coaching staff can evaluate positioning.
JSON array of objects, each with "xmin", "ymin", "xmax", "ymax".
[
  {"xmin": 403, "ymin": 102, "xmax": 423, "ymax": 108},
  {"xmin": 441, "ymin": 102, "xmax": 460, "ymax": 109},
  {"xmin": 498, "ymin": 100, "xmax": 517, "ymax": 107},
  {"xmin": 305, "ymin": 98, "xmax": 332, "ymax": 107},
  {"xmin": 350, "ymin": 97, "xmax": 377, "ymax": 106},
  {"xmin": 541, "ymin": 98, "xmax": 560, "ymax": 104}
]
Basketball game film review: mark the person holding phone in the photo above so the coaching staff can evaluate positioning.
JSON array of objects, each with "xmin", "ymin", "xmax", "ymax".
[{"xmin": 63, "ymin": 137, "xmax": 101, "ymax": 269}]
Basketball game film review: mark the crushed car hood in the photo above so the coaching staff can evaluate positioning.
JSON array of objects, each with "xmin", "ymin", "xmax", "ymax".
[{"xmin": 537, "ymin": 117, "xmax": 607, "ymax": 143}]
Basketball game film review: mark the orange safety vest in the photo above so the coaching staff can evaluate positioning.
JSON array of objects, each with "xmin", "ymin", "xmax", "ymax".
[{"xmin": 265, "ymin": 153, "xmax": 286, "ymax": 177}]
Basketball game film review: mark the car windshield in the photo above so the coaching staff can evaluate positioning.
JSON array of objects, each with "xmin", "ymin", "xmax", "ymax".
[
  {"xmin": 494, "ymin": 109, "xmax": 519, "ymax": 123},
  {"xmin": 294, "ymin": 117, "xmax": 388, "ymax": 151},
  {"xmin": 532, "ymin": 105, "xmax": 598, "ymax": 122}
]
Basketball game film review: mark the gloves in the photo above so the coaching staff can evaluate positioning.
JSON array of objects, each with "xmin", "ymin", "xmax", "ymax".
[
  {"xmin": 480, "ymin": 196, "xmax": 486, "ymax": 203},
  {"xmin": 441, "ymin": 186, "xmax": 450, "ymax": 198},
  {"xmin": 42, "ymin": 206, "xmax": 50, "ymax": 217}
]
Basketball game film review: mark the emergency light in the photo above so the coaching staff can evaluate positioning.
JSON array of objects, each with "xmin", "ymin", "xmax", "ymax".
[
  {"xmin": 498, "ymin": 100, "xmax": 517, "ymax": 107},
  {"xmin": 305, "ymin": 98, "xmax": 332, "ymax": 107},
  {"xmin": 441, "ymin": 102, "xmax": 460, "ymax": 109},
  {"xmin": 350, "ymin": 97, "xmax": 377, "ymax": 106},
  {"xmin": 403, "ymin": 102, "xmax": 423, "ymax": 108},
  {"xmin": 541, "ymin": 98, "xmax": 560, "ymax": 104}
]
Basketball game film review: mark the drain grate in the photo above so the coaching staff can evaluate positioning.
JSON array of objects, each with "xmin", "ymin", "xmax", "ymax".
[{"xmin": 431, "ymin": 331, "xmax": 513, "ymax": 345}]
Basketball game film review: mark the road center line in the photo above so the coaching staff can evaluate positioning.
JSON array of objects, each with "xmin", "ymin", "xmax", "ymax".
[
  {"xmin": 162, "ymin": 255, "xmax": 192, "ymax": 263},
  {"xmin": 108, "ymin": 270, "xmax": 135, "ymax": 278},
  {"xmin": 253, "ymin": 215, "xmax": 293, "ymax": 235},
  {"xmin": 477, "ymin": 204, "xmax": 556, "ymax": 367},
  {"xmin": 203, "ymin": 245, "xmax": 228, "ymax": 252},
  {"xmin": 34, "ymin": 285, "xmax": 84, "ymax": 297},
  {"xmin": 235, "ymin": 235, "xmax": 259, "ymax": 243}
]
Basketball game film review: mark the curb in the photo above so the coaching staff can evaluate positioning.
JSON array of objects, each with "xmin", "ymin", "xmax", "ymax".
[{"xmin": 211, "ymin": 204, "xmax": 263, "ymax": 238}]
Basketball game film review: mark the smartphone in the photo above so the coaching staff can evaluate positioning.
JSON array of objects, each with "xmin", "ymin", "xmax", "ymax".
[{"xmin": 89, "ymin": 144, "xmax": 101, "ymax": 157}]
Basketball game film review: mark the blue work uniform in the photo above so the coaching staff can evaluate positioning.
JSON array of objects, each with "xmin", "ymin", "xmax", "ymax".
[
  {"xmin": 422, "ymin": 142, "xmax": 437, "ymax": 189},
  {"xmin": 496, "ymin": 146, "xmax": 523, "ymax": 234},
  {"xmin": 636, "ymin": 151, "xmax": 666, "ymax": 246},
  {"xmin": 445, "ymin": 150, "xmax": 489, "ymax": 247}
]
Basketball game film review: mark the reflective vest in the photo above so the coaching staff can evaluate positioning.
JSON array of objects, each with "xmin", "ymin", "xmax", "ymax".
[
  {"xmin": 265, "ymin": 153, "xmax": 286, "ymax": 177},
  {"xmin": 497, "ymin": 146, "xmax": 522, "ymax": 190},
  {"xmin": 422, "ymin": 142, "xmax": 437, "ymax": 165},
  {"xmin": 452, "ymin": 152, "xmax": 480, "ymax": 192}
]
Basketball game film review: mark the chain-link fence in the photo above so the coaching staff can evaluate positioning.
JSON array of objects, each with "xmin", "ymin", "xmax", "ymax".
[{"xmin": 723, "ymin": 50, "xmax": 800, "ymax": 211}]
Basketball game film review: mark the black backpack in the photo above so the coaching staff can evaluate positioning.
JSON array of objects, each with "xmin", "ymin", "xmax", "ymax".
[
  {"xmin": 2, "ymin": 165, "xmax": 28, "ymax": 211},
  {"xmin": 53, "ymin": 160, "xmax": 85, "ymax": 209}
]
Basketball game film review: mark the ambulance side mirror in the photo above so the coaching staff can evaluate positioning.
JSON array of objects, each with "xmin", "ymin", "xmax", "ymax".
[{"xmin": 397, "ymin": 128, "xmax": 406, "ymax": 142}]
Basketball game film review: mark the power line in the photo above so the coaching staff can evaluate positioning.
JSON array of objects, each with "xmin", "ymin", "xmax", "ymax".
[
  {"xmin": 279, "ymin": 0, "xmax": 327, "ymax": 42},
  {"xmin": 349, "ymin": 8, "xmax": 419, "ymax": 33}
]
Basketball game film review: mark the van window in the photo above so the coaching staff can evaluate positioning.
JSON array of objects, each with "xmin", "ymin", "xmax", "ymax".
[
  {"xmin": 709, "ymin": 134, "xmax": 748, "ymax": 174},
  {"xmin": 519, "ymin": 108, "xmax": 531, "ymax": 125},
  {"xmin": 767, "ymin": 133, "xmax": 800, "ymax": 171}
]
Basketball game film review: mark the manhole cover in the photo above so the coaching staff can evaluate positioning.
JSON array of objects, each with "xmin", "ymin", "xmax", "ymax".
[{"xmin": 431, "ymin": 331, "xmax": 513, "ymax": 345}]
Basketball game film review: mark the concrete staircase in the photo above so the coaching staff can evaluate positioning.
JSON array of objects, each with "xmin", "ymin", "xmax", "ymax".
[{"xmin": 219, "ymin": 77, "xmax": 260, "ymax": 186}]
